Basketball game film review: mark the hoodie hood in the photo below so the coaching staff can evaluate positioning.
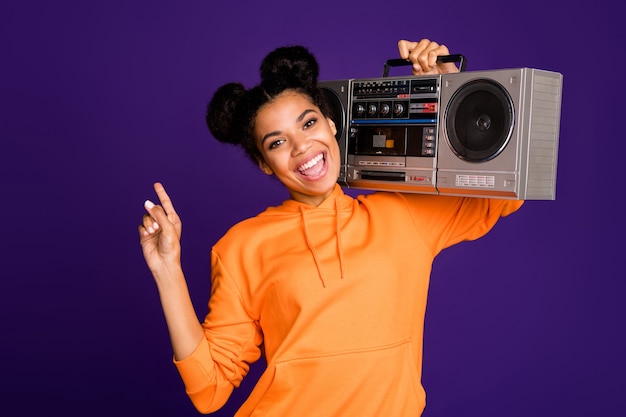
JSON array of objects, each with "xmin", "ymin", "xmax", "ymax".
[
  {"xmin": 266, "ymin": 184, "xmax": 352, "ymax": 287},
  {"xmin": 277, "ymin": 183, "xmax": 352, "ymax": 212}
]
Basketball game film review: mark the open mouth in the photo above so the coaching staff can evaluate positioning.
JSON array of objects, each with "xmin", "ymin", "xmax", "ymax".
[{"xmin": 297, "ymin": 152, "xmax": 326, "ymax": 177}]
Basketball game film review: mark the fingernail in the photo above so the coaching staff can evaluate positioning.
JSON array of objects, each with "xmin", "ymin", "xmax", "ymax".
[
  {"xmin": 153, "ymin": 222, "xmax": 159, "ymax": 230},
  {"xmin": 148, "ymin": 226, "xmax": 154, "ymax": 233},
  {"xmin": 144, "ymin": 200, "xmax": 155, "ymax": 209}
]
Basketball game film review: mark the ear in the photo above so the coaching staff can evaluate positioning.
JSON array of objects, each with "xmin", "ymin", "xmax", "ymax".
[
  {"xmin": 327, "ymin": 118, "xmax": 337, "ymax": 136},
  {"xmin": 258, "ymin": 159, "xmax": 273, "ymax": 175}
]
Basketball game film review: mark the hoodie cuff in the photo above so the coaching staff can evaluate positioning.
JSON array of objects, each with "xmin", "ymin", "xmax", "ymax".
[{"xmin": 173, "ymin": 339, "xmax": 217, "ymax": 393}]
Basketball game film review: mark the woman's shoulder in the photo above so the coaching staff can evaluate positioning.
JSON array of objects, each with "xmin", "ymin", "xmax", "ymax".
[
  {"xmin": 357, "ymin": 190, "xmax": 442, "ymax": 207},
  {"xmin": 213, "ymin": 202, "xmax": 301, "ymax": 249}
]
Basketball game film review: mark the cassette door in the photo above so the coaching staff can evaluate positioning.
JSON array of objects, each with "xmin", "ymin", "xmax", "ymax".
[{"xmin": 436, "ymin": 68, "xmax": 563, "ymax": 200}]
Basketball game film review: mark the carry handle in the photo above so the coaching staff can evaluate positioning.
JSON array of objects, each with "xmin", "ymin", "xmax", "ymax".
[{"xmin": 382, "ymin": 54, "xmax": 467, "ymax": 77}]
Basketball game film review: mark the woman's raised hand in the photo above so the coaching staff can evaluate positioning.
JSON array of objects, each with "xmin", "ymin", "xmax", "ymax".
[{"xmin": 139, "ymin": 182, "xmax": 183, "ymax": 274}]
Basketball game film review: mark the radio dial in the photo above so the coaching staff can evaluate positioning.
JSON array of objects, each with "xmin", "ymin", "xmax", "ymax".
[
  {"xmin": 394, "ymin": 103, "xmax": 405, "ymax": 116},
  {"xmin": 380, "ymin": 103, "xmax": 390, "ymax": 117},
  {"xmin": 354, "ymin": 104, "xmax": 366, "ymax": 118},
  {"xmin": 368, "ymin": 103, "xmax": 378, "ymax": 117}
]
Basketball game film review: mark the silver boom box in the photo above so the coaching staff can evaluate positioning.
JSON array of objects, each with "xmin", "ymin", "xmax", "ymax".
[{"xmin": 320, "ymin": 59, "xmax": 563, "ymax": 200}]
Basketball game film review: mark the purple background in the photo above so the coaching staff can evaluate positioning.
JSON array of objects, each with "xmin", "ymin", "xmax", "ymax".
[{"xmin": 2, "ymin": 1, "xmax": 624, "ymax": 415}]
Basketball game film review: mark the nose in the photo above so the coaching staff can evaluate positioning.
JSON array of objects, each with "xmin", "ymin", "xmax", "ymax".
[{"xmin": 290, "ymin": 132, "xmax": 312, "ymax": 156}]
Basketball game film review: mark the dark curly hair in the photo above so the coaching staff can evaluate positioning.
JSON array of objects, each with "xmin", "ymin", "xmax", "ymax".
[{"xmin": 206, "ymin": 45, "xmax": 331, "ymax": 165}]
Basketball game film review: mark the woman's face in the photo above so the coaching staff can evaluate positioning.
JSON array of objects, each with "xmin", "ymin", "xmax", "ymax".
[{"xmin": 254, "ymin": 90, "xmax": 340, "ymax": 206}]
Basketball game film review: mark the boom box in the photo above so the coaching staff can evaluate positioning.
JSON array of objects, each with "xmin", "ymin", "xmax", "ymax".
[{"xmin": 320, "ymin": 59, "xmax": 563, "ymax": 200}]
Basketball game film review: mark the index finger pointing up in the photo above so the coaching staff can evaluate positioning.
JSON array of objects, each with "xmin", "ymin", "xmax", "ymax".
[{"xmin": 153, "ymin": 182, "xmax": 177, "ymax": 216}]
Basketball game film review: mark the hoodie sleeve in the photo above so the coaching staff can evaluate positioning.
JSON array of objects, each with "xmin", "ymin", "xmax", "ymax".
[
  {"xmin": 173, "ymin": 251, "xmax": 263, "ymax": 414},
  {"xmin": 398, "ymin": 193, "xmax": 524, "ymax": 255}
]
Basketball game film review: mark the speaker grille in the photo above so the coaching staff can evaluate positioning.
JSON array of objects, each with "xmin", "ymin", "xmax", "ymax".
[
  {"xmin": 320, "ymin": 87, "xmax": 346, "ymax": 144},
  {"xmin": 445, "ymin": 79, "xmax": 515, "ymax": 162}
]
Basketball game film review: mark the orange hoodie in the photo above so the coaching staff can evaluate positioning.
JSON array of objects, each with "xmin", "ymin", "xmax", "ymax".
[{"xmin": 174, "ymin": 185, "xmax": 523, "ymax": 416}]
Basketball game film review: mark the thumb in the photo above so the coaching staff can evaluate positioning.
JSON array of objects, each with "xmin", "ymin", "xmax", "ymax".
[{"xmin": 143, "ymin": 199, "xmax": 176, "ymax": 234}]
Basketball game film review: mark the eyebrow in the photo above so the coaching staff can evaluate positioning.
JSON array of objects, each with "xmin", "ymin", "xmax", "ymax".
[{"xmin": 260, "ymin": 108, "xmax": 317, "ymax": 146}]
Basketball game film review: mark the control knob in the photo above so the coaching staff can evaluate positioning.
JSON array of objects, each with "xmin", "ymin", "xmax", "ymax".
[
  {"xmin": 367, "ymin": 103, "xmax": 378, "ymax": 117},
  {"xmin": 353, "ymin": 104, "xmax": 366, "ymax": 118},
  {"xmin": 393, "ymin": 102, "xmax": 405, "ymax": 116}
]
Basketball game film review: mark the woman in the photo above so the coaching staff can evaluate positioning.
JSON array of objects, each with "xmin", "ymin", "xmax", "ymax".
[{"xmin": 139, "ymin": 39, "xmax": 523, "ymax": 416}]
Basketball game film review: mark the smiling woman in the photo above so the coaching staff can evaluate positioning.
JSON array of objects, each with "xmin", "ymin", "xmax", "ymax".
[
  {"xmin": 138, "ymin": 39, "xmax": 523, "ymax": 416},
  {"xmin": 254, "ymin": 91, "xmax": 339, "ymax": 206}
]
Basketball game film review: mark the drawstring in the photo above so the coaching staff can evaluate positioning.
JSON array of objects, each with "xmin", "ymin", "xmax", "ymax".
[
  {"xmin": 300, "ymin": 206, "xmax": 327, "ymax": 288},
  {"xmin": 299, "ymin": 199, "xmax": 346, "ymax": 287},
  {"xmin": 335, "ymin": 198, "xmax": 345, "ymax": 280}
]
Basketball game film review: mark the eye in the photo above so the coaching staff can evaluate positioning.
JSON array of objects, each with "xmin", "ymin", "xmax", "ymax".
[
  {"xmin": 268, "ymin": 138, "xmax": 285, "ymax": 150},
  {"xmin": 303, "ymin": 118, "xmax": 317, "ymax": 129}
]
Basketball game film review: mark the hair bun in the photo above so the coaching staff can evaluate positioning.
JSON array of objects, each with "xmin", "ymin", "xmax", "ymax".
[
  {"xmin": 206, "ymin": 82, "xmax": 247, "ymax": 145},
  {"xmin": 259, "ymin": 45, "xmax": 319, "ymax": 95}
]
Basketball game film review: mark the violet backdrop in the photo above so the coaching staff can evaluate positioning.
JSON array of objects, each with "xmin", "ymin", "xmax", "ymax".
[{"xmin": 2, "ymin": 1, "xmax": 624, "ymax": 416}]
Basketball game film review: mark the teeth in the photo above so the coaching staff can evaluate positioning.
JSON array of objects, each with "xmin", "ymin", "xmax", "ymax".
[{"xmin": 298, "ymin": 154, "xmax": 323, "ymax": 172}]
